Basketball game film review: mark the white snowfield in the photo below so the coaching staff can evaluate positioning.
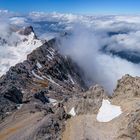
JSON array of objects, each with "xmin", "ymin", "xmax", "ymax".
[
  {"xmin": 69, "ymin": 107, "xmax": 76, "ymax": 116},
  {"xmin": 0, "ymin": 32, "xmax": 43, "ymax": 77},
  {"xmin": 97, "ymin": 99, "xmax": 122, "ymax": 122}
]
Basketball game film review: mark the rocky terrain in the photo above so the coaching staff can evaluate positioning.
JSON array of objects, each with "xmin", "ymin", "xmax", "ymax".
[
  {"xmin": 0, "ymin": 26, "xmax": 87, "ymax": 140},
  {"xmin": 63, "ymin": 75, "xmax": 140, "ymax": 140},
  {"xmin": 1, "ymin": 26, "xmax": 140, "ymax": 140}
]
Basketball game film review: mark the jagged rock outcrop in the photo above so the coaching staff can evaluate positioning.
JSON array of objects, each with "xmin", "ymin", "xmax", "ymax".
[
  {"xmin": 75, "ymin": 85, "xmax": 107, "ymax": 115},
  {"xmin": 0, "ymin": 39, "xmax": 86, "ymax": 99},
  {"xmin": 34, "ymin": 90, "xmax": 49, "ymax": 104},
  {"xmin": 113, "ymin": 74, "xmax": 140, "ymax": 99},
  {"xmin": 112, "ymin": 75, "xmax": 140, "ymax": 140},
  {"xmin": 65, "ymin": 85, "xmax": 107, "ymax": 115},
  {"xmin": 0, "ymin": 96, "xmax": 17, "ymax": 121},
  {"xmin": 3, "ymin": 86, "xmax": 23, "ymax": 104},
  {"xmin": 19, "ymin": 26, "xmax": 37, "ymax": 39},
  {"xmin": 33, "ymin": 104, "xmax": 70, "ymax": 140}
]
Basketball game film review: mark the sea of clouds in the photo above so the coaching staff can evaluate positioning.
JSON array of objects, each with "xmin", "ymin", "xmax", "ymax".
[{"xmin": 1, "ymin": 10, "xmax": 140, "ymax": 94}]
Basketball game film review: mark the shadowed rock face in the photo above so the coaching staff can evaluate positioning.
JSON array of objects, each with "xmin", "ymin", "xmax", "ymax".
[
  {"xmin": 3, "ymin": 86, "xmax": 23, "ymax": 104},
  {"xmin": 65, "ymin": 85, "xmax": 107, "ymax": 115},
  {"xmin": 19, "ymin": 26, "xmax": 37, "ymax": 38},
  {"xmin": 0, "ymin": 96, "xmax": 17, "ymax": 121},
  {"xmin": 34, "ymin": 91, "xmax": 49, "ymax": 104}
]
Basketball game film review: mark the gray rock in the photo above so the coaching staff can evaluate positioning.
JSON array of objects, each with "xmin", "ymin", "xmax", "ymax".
[
  {"xmin": 128, "ymin": 109, "xmax": 140, "ymax": 140},
  {"xmin": 3, "ymin": 86, "xmax": 23, "ymax": 104},
  {"xmin": 34, "ymin": 90, "xmax": 49, "ymax": 104},
  {"xmin": 19, "ymin": 26, "xmax": 37, "ymax": 39}
]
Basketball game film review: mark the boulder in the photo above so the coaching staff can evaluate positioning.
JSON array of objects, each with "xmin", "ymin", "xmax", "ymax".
[
  {"xmin": 3, "ymin": 86, "xmax": 23, "ymax": 104},
  {"xmin": 34, "ymin": 90, "xmax": 49, "ymax": 104}
]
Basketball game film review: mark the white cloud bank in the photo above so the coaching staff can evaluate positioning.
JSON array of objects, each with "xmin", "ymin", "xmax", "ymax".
[{"xmin": 59, "ymin": 21, "xmax": 140, "ymax": 94}]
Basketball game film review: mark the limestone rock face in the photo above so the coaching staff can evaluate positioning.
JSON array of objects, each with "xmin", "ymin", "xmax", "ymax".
[
  {"xmin": 113, "ymin": 74, "xmax": 140, "ymax": 99},
  {"xmin": 65, "ymin": 85, "xmax": 107, "ymax": 115},
  {"xmin": 75, "ymin": 85, "xmax": 107, "ymax": 115},
  {"xmin": 3, "ymin": 86, "xmax": 23, "ymax": 104}
]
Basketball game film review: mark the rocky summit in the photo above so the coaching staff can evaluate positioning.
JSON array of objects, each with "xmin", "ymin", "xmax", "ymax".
[{"xmin": 1, "ymin": 27, "xmax": 140, "ymax": 140}]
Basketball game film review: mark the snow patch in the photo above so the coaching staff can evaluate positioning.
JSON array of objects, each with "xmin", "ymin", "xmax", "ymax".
[
  {"xmin": 17, "ymin": 104, "xmax": 23, "ymax": 110},
  {"xmin": 47, "ymin": 54, "xmax": 53, "ymax": 61},
  {"xmin": 97, "ymin": 99, "xmax": 122, "ymax": 122},
  {"xmin": 49, "ymin": 98, "xmax": 58, "ymax": 106},
  {"xmin": 50, "ymin": 47, "xmax": 55, "ymax": 52},
  {"xmin": 42, "ymin": 75, "xmax": 60, "ymax": 86},
  {"xmin": 32, "ymin": 70, "xmax": 44, "ymax": 80},
  {"xmin": 69, "ymin": 107, "xmax": 76, "ymax": 116},
  {"xmin": 68, "ymin": 74, "xmax": 75, "ymax": 84},
  {"xmin": 36, "ymin": 61, "xmax": 42, "ymax": 69},
  {"xmin": 48, "ymin": 49, "xmax": 55, "ymax": 57}
]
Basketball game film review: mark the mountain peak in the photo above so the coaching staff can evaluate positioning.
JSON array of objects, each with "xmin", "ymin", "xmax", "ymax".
[{"xmin": 19, "ymin": 26, "xmax": 37, "ymax": 38}]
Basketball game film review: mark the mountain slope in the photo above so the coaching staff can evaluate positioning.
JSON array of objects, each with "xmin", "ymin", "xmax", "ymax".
[{"xmin": 0, "ymin": 27, "xmax": 87, "ymax": 140}]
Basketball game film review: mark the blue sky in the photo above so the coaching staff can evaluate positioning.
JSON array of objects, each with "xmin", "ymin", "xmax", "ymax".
[{"xmin": 1, "ymin": 0, "xmax": 140, "ymax": 14}]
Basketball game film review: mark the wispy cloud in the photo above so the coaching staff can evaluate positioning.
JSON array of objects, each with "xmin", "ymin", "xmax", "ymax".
[{"xmin": 59, "ymin": 21, "xmax": 140, "ymax": 94}]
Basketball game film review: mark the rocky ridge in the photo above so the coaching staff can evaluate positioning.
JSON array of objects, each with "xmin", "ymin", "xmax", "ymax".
[{"xmin": 0, "ymin": 26, "xmax": 140, "ymax": 140}]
